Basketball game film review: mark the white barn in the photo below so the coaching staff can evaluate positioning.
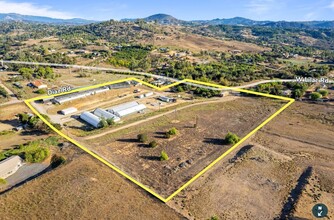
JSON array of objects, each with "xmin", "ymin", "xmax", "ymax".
[
  {"xmin": 107, "ymin": 101, "xmax": 139, "ymax": 114},
  {"xmin": 80, "ymin": 112, "xmax": 101, "ymax": 128},
  {"xmin": 114, "ymin": 104, "xmax": 146, "ymax": 117},
  {"xmin": 60, "ymin": 107, "xmax": 78, "ymax": 115},
  {"xmin": 0, "ymin": 156, "xmax": 24, "ymax": 179},
  {"xmin": 93, "ymin": 108, "xmax": 120, "ymax": 122}
]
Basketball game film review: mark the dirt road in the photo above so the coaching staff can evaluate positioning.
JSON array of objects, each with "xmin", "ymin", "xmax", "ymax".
[{"xmin": 84, "ymin": 96, "xmax": 238, "ymax": 140}]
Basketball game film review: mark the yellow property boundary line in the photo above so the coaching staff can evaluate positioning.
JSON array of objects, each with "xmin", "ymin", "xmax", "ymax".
[{"xmin": 24, "ymin": 78, "xmax": 295, "ymax": 203}]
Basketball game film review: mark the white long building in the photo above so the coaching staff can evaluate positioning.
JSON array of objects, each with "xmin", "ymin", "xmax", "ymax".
[
  {"xmin": 107, "ymin": 101, "xmax": 146, "ymax": 118},
  {"xmin": 60, "ymin": 107, "xmax": 78, "ymax": 115},
  {"xmin": 80, "ymin": 111, "xmax": 101, "ymax": 128},
  {"xmin": 114, "ymin": 104, "xmax": 146, "ymax": 117},
  {"xmin": 93, "ymin": 108, "xmax": 120, "ymax": 122},
  {"xmin": 53, "ymin": 87, "xmax": 110, "ymax": 104},
  {"xmin": 107, "ymin": 101, "xmax": 139, "ymax": 114}
]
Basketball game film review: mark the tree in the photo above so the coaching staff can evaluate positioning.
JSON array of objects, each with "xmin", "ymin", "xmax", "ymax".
[
  {"xmin": 0, "ymin": 86, "xmax": 8, "ymax": 98},
  {"xmin": 36, "ymin": 67, "xmax": 46, "ymax": 78},
  {"xmin": 310, "ymin": 92, "xmax": 322, "ymax": 100},
  {"xmin": 149, "ymin": 140, "xmax": 158, "ymax": 148},
  {"xmin": 137, "ymin": 134, "xmax": 148, "ymax": 143},
  {"xmin": 176, "ymin": 86, "xmax": 184, "ymax": 92},
  {"xmin": 292, "ymin": 89, "xmax": 303, "ymax": 98},
  {"xmin": 36, "ymin": 88, "xmax": 46, "ymax": 94},
  {"xmin": 168, "ymin": 127, "xmax": 178, "ymax": 135},
  {"xmin": 106, "ymin": 118, "xmax": 115, "ymax": 126},
  {"xmin": 99, "ymin": 118, "xmax": 108, "ymax": 128},
  {"xmin": 319, "ymin": 89, "xmax": 329, "ymax": 97},
  {"xmin": 19, "ymin": 67, "xmax": 34, "ymax": 80},
  {"xmin": 225, "ymin": 132, "xmax": 240, "ymax": 144},
  {"xmin": 160, "ymin": 151, "xmax": 169, "ymax": 161}
]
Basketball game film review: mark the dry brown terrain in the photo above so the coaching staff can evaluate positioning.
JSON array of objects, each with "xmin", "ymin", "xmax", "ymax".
[
  {"xmin": 0, "ymin": 146, "xmax": 183, "ymax": 220},
  {"xmin": 84, "ymin": 97, "xmax": 284, "ymax": 197},
  {"xmin": 168, "ymin": 101, "xmax": 334, "ymax": 219},
  {"xmin": 143, "ymin": 32, "xmax": 268, "ymax": 53}
]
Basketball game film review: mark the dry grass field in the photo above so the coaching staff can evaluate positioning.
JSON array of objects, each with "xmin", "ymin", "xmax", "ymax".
[
  {"xmin": 83, "ymin": 97, "xmax": 285, "ymax": 197},
  {"xmin": 168, "ymin": 101, "xmax": 334, "ymax": 219},
  {"xmin": 0, "ymin": 147, "xmax": 183, "ymax": 220}
]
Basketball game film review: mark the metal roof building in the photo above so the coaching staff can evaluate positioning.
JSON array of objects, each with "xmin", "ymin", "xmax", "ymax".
[
  {"xmin": 53, "ymin": 87, "xmax": 110, "ymax": 104},
  {"xmin": 60, "ymin": 107, "xmax": 78, "ymax": 115},
  {"xmin": 93, "ymin": 108, "xmax": 120, "ymax": 122},
  {"xmin": 114, "ymin": 104, "xmax": 146, "ymax": 117},
  {"xmin": 108, "ymin": 81, "xmax": 131, "ymax": 90},
  {"xmin": 0, "ymin": 156, "xmax": 24, "ymax": 179},
  {"xmin": 107, "ymin": 101, "xmax": 139, "ymax": 114},
  {"xmin": 80, "ymin": 111, "xmax": 101, "ymax": 128}
]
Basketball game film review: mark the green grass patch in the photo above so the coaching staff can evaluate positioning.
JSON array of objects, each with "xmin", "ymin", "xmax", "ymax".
[{"xmin": 0, "ymin": 178, "xmax": 7, "ymax": 185}]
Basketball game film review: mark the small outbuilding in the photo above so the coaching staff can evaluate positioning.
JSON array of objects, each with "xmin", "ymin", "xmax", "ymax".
[
  {"xmin": 0, "ymin": 156, "xmax": 24, "ymax": 179},
  {"xmin": 107, "ymin": 101, "xmax": 139, "ymax": 114},
  {"xmin": 114, "ymin": 104, "xmax": 146, "ymax": 117},
  {"xmin": 60, "ymin": 107, "xmax": 78, "ymax": 115},
  {"xmin": 30, "ymin": 80, "xmax": 47, "ymax": 89}
]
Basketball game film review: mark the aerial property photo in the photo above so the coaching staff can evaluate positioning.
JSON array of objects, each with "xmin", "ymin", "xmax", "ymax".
[
  {"xmin": 1, "ymin": 0, "xmax": 334, "ymax": 219},
  {"xmin": 25, "ymin": 77, "xmax": 293, "ymax": 201}
]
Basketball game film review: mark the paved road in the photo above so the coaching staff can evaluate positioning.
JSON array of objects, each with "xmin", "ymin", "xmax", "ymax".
[{"xmin": 5, "ymin": 163, "xmax": 48, "ymax": 187}]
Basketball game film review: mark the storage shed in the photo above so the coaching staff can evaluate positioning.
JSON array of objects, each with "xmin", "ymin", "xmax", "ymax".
[
  {"xmin": 93, "ymin": 108, "xmax": 120, "ymax": 122},
  {"xmin": 144, "ymin": 92, "xmax": 154, "ymax": 97},
  {"xmin": 107, "ymin": 101, "xmax": 139, "ymax": 114},
  {"xmin": 60, "ymin": 107, "xmax": 78, "ymax": 115},
  {"xmin": 114, "ymin": 104, "xmax": 146, "ymax": 117},
  {"xmin": 80, "ymin": 112, "xmax": 101, "ymax": 128},
  {"xmin": 0, "ymin": 156, "xmax": 24, "ymax": 179}
]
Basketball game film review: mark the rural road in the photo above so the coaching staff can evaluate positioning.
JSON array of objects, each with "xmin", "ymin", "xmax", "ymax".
[
  {"xmin": 1, "ymin": 60, "xmax": 297, "ymax": 91},
  {"xmin": 234, "ymin": 79, "xmax": 296, "ymax": 89},
  {"xmin": 83, "ymin": 96, "xmax": 238, "ymax": 140},
  {"xmin": 0, "ymin": 80, "xmax": 22, "ymax": 107}
]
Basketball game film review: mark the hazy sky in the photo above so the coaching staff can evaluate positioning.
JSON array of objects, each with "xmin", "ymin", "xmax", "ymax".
[{"xmin": 0, "ymin": 0, "xmax": 334, "ymax": 21}]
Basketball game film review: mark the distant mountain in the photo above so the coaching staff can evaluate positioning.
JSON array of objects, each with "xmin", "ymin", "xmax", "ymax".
[
  {"xmin": 262, "ymin": 20, "xmax": 334, "ymax": 29},
  {"xmin": 0, "ymin": 13, "xmax": 96, "ymax": 25},
  {"xmin": 192, "ymin": 17, "xmax": 270, "ymax": 26},
  {"xmin": 122, "ymin": 13, "xmax": 334, "ymax": 29},
  {"xmin": 122, "ymin": 13, "xmax": 186, "ymax": 25}
]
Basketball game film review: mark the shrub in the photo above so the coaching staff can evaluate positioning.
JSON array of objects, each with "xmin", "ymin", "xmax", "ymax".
[
  {"xmin": 25, "ymin": 147, "xmax": 50, "ymax": 163},
  {"xmin": 160, "ymin": 151, "xmax": 169, "ymax": 161},
  {"xmin": 98, "ymin": 118, "xmax": 108, "ymax": 128},
  {"xmin": 52, "ymin": 123, "xmax": 62, "ymax": 130},
  {"xmin": 310, "ymin": 92, "xmax": 322, "ymax": 100},
  {"xmin": 0, "ymin": 86, "xmax": 8, "ymax": 98},
  {"xmin": 51, "ymin": 154, "xmax": 66, "ymax": 168},
  {"xmin": 149, "ymin": 141, "xmax": 158, "ymax": 148},
  {"xmin": 106, "ymin": 118, "xmax": 115, "ymax": 126},
  {"xmin": 225, "ymin": 132, "xmax": 240, "ymax": 145},
  {"xmin": 137, "ymin": 133, "xmax": 148, "ymax": 143},
  {"xmin": 165, "ymin": 132, "xmax": 171, "ymax": 139},
  {"xmin": 36, "ymin": 88, "xmax": 46, "ymax": 94},
  {"xmin": 168, "ymin": 127, "xmax": 178, "ymax": 135},
  {"xmin": 0, "ymin": 178, "xmax": 7, "ymax": 185},
  {"xmin": 319, "ymin": 89, "xmax": 329, "ymax": 97}
]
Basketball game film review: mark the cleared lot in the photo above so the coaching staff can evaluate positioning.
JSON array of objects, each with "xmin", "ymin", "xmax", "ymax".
[{"xmin": 84, "ymin": 97, "xmax": 285, "ymax": 197}]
